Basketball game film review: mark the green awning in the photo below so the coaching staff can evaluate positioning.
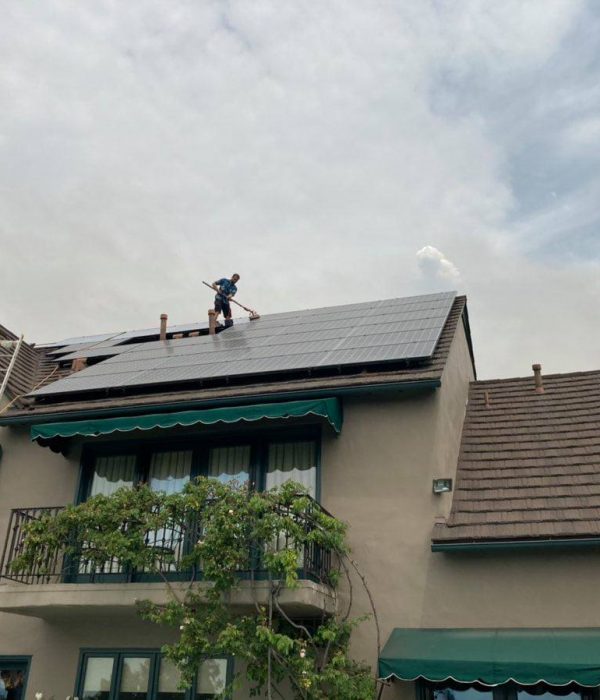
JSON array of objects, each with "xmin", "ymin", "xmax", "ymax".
[
  {"xmin": 31, "ymin": 398, "xmax": 342, "ymax": 442},
  {"xmin": 379, "ymin": 628, "xmax": 600, "ymax": 686}
]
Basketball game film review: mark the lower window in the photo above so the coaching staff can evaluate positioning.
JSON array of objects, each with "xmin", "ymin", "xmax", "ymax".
[
  {"xmin": 77, "ymin": 651, "xmax": 231, "ymax": 700},
  {"xmin": 0, "ymin": 657, "xmax": 30, "ymax": 700},
  {"xmin": 421, "ymin": 681, "xmax": 598, "ymax": 700}
]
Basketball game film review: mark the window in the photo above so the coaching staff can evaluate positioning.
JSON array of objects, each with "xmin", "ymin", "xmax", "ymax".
[
  {"xmin": 73, "ymin": 432, "xmax": 320, "ymax": 583},
  {"xmin": 422, "ymin": 681, "xmax": 598, "ymax": 700},
  {"xmin": 77, "ymin": 652, "xmax": 231, "ymax": 700},
  {"xmin": 0, "ymin": 657, "xmax": 30, "ymax": 700},
  {"xmin": 265, "ymin": 441, "xmax": 317, "ymax": 498},
  {"xmin": 149, "ymin": 451, "xmax": 193, "ymax": 495},
  {"xmin": 89, "ymin": 455, "xmax": 136, "ymax": 498},
  {"xmin": 80, "ymin": 430, "xmax": 321, "ymax": 504},
  {"xmin": 207, "ymin": 445, "xmax": 250, "ymax": 486}
]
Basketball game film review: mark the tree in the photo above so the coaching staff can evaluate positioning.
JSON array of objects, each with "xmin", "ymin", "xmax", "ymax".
[{"xmin": 12, "ymin": 478, "xmax": 379, "ymax": 699}]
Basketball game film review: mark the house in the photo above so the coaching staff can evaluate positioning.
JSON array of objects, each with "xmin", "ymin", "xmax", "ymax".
[{"xmin": 1, "ymin": 292, "xmax": 599, "ymax": 700}]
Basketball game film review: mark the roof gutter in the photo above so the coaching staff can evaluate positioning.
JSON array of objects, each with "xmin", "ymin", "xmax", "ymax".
[
  {"xmin": 0, "ymin": 379, "xmax": 441, "ymax": 427},
  {"xmin": 432, "ymin": 537, "xmax": 600, "ymax": 553}
]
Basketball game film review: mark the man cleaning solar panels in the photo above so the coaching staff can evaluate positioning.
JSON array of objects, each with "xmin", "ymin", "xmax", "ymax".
[
  {"xmin": 211, "ymin": 274, "xmax": 240, "ymax": 328},
  {"xmin": 202, "ymin": 277, "xmax": 260, "ymax": 325}
]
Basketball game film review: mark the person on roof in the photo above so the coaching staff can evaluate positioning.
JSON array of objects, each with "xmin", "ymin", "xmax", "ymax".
[{"xmin": 212, "ymin": 274, "xmax": 240, "ymax": 328}]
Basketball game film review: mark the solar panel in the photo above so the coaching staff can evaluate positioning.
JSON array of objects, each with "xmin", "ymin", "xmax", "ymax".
[
  {"xmin": 31, "ymin": 292, "xmax": 456, "ymax": 397},
  {"xmin": 43, "ymin": 321, "xmax": 216, "ymax": 357}
]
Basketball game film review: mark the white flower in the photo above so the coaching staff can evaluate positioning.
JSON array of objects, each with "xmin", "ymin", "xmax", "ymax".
[
  {"xmin": 179, "ymin": 625, "xmax": 185, "ymax": 631},
  {"xmin": 300, "ymin": 648, "xmax": 306, "ymax": 658},
  {"xmin": 228, "ymin": 509, "xmax": 234, "ymax": 515},
  {"xmin": 35, "ymin": 693, "xmax": 43, "ymax": 700}
]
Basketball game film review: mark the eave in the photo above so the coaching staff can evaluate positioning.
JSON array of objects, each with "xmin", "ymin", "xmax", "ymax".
[
  {"xmin": 0, "ymin": 378, "xmax": 440, "ymax": 426},
  {"xmin": 431, "ymin": 537, "xmax": 600, "ymax": 553}
]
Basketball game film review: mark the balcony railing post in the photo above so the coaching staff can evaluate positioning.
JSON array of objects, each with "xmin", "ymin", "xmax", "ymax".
[{"xmin": 0, "ymin": 509, "xmax": 17, "ymax": 581}]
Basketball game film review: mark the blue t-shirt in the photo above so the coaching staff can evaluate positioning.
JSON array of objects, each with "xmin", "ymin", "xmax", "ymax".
[{"xmin": 215, "ymin": 278, "xmax": 237, "ymax": 301}]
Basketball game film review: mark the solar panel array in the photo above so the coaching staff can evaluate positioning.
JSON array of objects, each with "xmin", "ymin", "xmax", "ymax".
[
  {"xmin": 43, "ymin": 321, "xmax": 214, "ymax": 356},
  {"xmin": 32, "ymin": 292, "xmax": 456, "ymax": 398}
]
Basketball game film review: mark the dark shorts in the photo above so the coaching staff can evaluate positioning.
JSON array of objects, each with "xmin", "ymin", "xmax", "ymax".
[{"xmin": 214, "ymin": 296, "xmax": 231, "ymax": 317}]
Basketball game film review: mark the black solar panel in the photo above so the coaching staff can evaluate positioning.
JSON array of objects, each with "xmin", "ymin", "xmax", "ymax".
[
  {"xmin": 44, "ymin": 321, "xmax": 215, "ymax": 358},
  {"xmin": 31, "ymin": 292, "xmax": 456, "ymax": 397}
]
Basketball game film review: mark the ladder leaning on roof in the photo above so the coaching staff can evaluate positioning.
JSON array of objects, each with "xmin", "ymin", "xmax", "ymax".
[{"xmin": 0, "ymin": 334, "xmax": 24, "ymax": 404}]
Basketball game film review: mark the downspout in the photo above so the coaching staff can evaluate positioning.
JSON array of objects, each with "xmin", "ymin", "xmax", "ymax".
[{"xmin": 0, "ymin": 335, "xmax": 24, "ymax": 404}]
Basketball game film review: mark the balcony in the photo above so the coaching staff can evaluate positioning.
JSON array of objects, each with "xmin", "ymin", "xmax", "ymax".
[{"xmin": 0, "ymin": 501, "xmax": 337, "ymax": 618}]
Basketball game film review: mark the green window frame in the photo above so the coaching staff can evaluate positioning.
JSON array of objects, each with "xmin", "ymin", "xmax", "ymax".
[
  {"xmin": 75, "ymin": 650, "xmax": 233, "ymax": 700},
  {"xmin": 0, "ymin": 656, "xmax": 31, "ymax": 700}
]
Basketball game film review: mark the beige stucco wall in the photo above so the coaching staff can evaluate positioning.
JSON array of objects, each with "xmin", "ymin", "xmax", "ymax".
[{"xmin": 8, "ymin": 319, "xmax": 587, "ymax": 700}]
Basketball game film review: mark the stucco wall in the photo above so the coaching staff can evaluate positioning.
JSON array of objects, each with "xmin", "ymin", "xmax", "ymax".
[
  {"xmin": 0, "ymin": 423, "xmax": 81, "ymax": 697},
  {"xmin": 0, "ymin": 319, "xmax": 478, "ymax": 700}
]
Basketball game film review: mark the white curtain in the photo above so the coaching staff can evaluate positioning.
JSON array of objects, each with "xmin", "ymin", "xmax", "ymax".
[
  {"xmin": 83, "ymin": 455, "xmax": 136, "ymax": 575},
  {"xmin": 208, "ymin": 445, "xmax": 250, "ymax": 486},
  {"xmin": 147, "ymin": 451, "xmax": 192, "ymax": 570},
  {"xmin": 89, "ymin": 455, "xmax": 136, "ymax": 497},
  {"xmin": 149, "ymin": 450, "xmax": 192, "ymax": 494},
  {"xmin": 266, "ymin": 441, "xmax": 316, "ymax": 497}
]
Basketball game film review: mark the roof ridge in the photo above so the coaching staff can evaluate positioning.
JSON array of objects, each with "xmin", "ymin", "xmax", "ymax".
[{"xmin": 472, "ymin": 368, "xmax": 600, "ymax": 386}]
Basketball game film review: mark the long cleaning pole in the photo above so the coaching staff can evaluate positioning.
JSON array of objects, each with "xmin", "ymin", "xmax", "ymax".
[{"xmin": 202, "ymin": 281, "xmax": 260, "ymax": 319}]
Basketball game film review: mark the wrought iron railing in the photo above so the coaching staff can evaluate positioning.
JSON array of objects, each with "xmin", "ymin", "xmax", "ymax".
[{"xmin": 0, "ymin": 499, "xmax": 334, "ymax": 586}]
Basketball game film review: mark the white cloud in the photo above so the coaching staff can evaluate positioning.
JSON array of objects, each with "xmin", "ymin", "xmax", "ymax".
[
  {"xmin": 416, "ymin": 246, "xmax": 461, "ymax": 286},
  {"xmin": 563, "ymin": 117, "xmax": 600, "ymax": 151},
  {"xmin": 0, "ymin": 1, "xmax": 599, "ymax": 378}
]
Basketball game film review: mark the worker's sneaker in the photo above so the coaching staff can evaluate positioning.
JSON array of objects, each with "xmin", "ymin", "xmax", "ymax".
[{"xmin": 224, "ymin": 319, "xmax": 234, "ymax": 328}]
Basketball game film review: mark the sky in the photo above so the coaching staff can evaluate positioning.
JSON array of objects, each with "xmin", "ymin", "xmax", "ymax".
[{"xmin": 1, "ymin": 1, "xmax": 599, "ymax": 379}]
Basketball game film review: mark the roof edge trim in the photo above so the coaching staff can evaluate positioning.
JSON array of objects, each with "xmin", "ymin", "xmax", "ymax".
[
  {"xmin": 431, "ymin": 537, "xmax": 600, "ymax": 552},
  {"xmin": 1, "ymin": 379, "xmax": 441, "ymax": 426},
  {"xmin": 460, "ymin": 303, "xmax": 477, "ymax": 380}
]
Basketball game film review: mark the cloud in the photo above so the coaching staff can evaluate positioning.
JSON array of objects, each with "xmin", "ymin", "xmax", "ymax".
[
  {"xmin": 416, "ymin": 246, "xmax": 461, "ymax": 287},
  {"xmin": 1, "ymin": 1, "xmax": 599, "ymax": 378},
  {"xmin": 563, "ymin": 117, "xmax": 600, "ymax": 151}
]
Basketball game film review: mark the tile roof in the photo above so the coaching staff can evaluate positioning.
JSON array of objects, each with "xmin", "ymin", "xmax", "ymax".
[
  {"xmin": 432, "ymin": 369, "xmax": 600, "ymax": 545},
  {"xmin": 0, "ymin": 325, "xmax": 72, "ymax": 409},
  {"xmin": 1, "ymin": 296, "xmax": 470, "ymax": 421}
]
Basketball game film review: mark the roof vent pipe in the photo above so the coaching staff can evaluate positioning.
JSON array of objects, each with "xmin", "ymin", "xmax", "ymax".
[
  {"xmin": 71, "ymin": 357, "xmax": 87, "ymax": 372},
  {"xmin": 160, "ymin": 314, "xmax": 168, "ymax": 341},
  {"xmin": 208, "ymin": 310, "xmax": 217, "ymax": 336},
  {"xmin": 532, "ymin": 363, "xmax": 544, "ymax": 394}
]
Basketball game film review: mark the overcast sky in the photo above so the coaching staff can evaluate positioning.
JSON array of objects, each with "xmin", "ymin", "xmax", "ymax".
[{"xmin": 1, "ymin": 1, "xmax": 599, "ymax": 379}]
